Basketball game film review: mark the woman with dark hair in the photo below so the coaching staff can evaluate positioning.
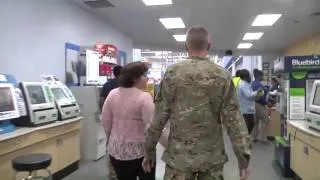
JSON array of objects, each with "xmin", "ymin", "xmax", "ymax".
[
  {"xmin": 270, "ymin": 77, "xmax": 280, "ymax": 95},
  {"xmin": 233, "ymin": 69, "xmax": 243, "ymax": 88},
  {"xmin": 268, "ymin": 76, "xmax": 280, "ymax": 106},
  {"xmin": 237, "ymin": 69, "xmax": 263, "ymax": 134},
  {"xmin": 101, "ymin": 62, "xmax": 167, "ymax": 180}
]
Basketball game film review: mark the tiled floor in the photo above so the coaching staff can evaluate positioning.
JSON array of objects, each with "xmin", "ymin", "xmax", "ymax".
[{"xmin": 64, "ymin": 132, "xmax": 293, "ymax": 180}]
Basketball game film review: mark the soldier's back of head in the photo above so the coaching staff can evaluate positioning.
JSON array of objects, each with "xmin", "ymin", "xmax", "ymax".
[{"xmin": 186, "ymin": 26, "xmax": 210, "ymax": 52}]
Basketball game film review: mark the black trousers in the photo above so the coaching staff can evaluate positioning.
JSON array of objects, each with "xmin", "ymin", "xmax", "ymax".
[
  {"xmin": 110, "ymin": 156, "xmax": 155, "ymax": 180},
  {"xmin": 243, "ymin": 114, "xmax": 255, "ymax": 134}
]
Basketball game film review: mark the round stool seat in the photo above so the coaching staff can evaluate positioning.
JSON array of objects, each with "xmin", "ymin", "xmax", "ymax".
[{"xmin": 12, "ymin": 153, "xmax": 52, "ymax": 172}]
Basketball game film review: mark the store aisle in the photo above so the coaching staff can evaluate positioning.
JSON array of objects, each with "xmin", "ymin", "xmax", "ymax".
[
  {"xmin": 64, "ymin": 132, "xmax": 292, "ymax": 180},
  {"xmin": 222, "ymin": 132, "xmax": 292, "ymax": 180}
]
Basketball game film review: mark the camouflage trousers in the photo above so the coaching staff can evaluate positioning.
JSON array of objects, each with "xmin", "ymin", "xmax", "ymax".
[
  {"xmin": 108, "ymin": 159, "xmax": 118, "ymax": 180},
  {"xmin": 164, "ymin": 165, "xmax": 224, "ymax": 180}
]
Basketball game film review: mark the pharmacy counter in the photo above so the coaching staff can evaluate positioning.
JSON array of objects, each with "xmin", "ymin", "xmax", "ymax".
[
  {"xmin": 0, "ymin": 117, "xmax": 82, "ymax": 180},
  {"xmin": 287, "ymin": 120, "xmax": 320, "ymax": 180}
]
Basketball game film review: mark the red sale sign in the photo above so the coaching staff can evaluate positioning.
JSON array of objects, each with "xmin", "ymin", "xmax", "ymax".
[{"xmin": 94, "ymin": 42, "xmax": 117, "ymax": 61}]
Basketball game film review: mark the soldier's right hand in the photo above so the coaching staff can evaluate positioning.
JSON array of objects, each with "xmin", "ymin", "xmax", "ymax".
[{"xmin": 240, "ymin": 168, "xmax": 250, "ymax": 180}]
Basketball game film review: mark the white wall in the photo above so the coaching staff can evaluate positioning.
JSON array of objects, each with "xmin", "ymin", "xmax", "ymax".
[{"xmin": 0, "ymin": 0, "xmax": 133, "ymax": 82}]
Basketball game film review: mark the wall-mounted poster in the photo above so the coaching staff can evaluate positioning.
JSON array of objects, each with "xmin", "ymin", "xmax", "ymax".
[
  {"xmin": 65, "ymin": 42, "xmax": 81, "ymax": 86},
  {"xmin": 94, "ymin": 42, "xmax": 118, "ymax": 64},
  {"xmin": 65, "ymin": 42, "xmax": 126, "ymax": 86},
  {"xmin": 86, "ymin": 50, "xmax": 100, "ymax": 85}
]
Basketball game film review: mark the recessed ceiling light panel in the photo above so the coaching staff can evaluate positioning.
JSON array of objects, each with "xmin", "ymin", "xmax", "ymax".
[
  {"xmin": 173, "ymin": 34, "xmax": 186, "ymax": 42},
  {"xmin": 243, "ymin": 32, "xmax": 264, "ymax": 40},
  {"xmin": 142, "ymin": 0, "xmax": 172, "ymax": 6},
  {"xmin": 252, "ymin": 14, "xmax": 282, "ymax": 26},
  {"xmin": 237, "ymin": 43, "xmax": 253, "ymax": 49},
  {"xmin": 159, "ymin": 18, "xmax": 185, "ymax": 29}
]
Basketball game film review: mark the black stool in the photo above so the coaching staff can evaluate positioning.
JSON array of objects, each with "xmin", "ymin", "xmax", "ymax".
[{"xmin": 12, "ymin": 153, "xmax": 52, "ymax": 180}]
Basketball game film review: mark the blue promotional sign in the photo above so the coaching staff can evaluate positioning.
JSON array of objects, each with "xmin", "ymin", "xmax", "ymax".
[
  {"xmin": 65, "ymin": 42, "xmax": 80, "ymax": 51},
  {"xmin": 289, "ymin": 71, "xmax": 307, "ymax": 120},
  {"xmin": 284, "ymin": 55, "xmax": 320, "ymax": 72},
  {"xmin": 281, "ymin": 55, "xmax": 320, "ymax": 120}
]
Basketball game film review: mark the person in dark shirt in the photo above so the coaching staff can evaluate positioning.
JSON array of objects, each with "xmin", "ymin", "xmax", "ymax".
[
  {"xmin": 99, "ymin": 65, "xmax": 122, "ymax": 180},
  {"xmin": 251, "ymin": 69, "xmax": 269, "ymax": 143},
  {"xmin": 99, "ymin": 65, "xmax": 122, "ymax": 110}
]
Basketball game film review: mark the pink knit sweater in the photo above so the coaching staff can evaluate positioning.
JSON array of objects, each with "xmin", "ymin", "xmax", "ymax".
[{"xmin": 101, "ymin": 87, "xmax": 154, "ymax": 160}]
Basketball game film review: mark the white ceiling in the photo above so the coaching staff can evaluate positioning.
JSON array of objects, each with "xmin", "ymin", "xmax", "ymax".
[{"xmin": 71, "ymin": 0, "xmax": 320, "ymax": 54}]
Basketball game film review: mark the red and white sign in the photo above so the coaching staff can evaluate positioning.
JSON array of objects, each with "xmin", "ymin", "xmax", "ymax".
[
  {"xmin": 94, "ymin": 42, "xmax": 118, "ymax": 64},
  {"xmin": 99, "ymin": 64, "xmax": 113, "ymax": 76}
]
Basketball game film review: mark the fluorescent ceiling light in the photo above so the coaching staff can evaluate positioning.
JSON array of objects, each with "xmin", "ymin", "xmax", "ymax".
[
  {"xmin": 173, "ymin": 34, "xmax": 186, "ymax": 42},
  {"xmin": 142, "ymin": 0, "xmax": 172, "ymax": 6},
  {"xmin": 243, "ymin": 32, "xmax": 264, "ymax": 40},
  {"xmin": 252, "ymin": 14, "xmax": 282, "ymax": 26},
  {"xmin": 237, "ymin": 43, "xmax": 253, "ymax": 49},
  {"xmin": 159, "ymin": 18, "xmax": 185, "ymax": 29}
]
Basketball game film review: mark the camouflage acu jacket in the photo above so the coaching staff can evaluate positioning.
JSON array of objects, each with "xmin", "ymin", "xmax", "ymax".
[{"xmin": 144, "ymin": 56, "xmax": 250, "ymax": 172}]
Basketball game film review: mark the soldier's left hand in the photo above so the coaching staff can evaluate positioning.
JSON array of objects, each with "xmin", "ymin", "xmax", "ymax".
[{"xmin": 240, "ymin": 168, "xmax": 250, "ymax": 180}]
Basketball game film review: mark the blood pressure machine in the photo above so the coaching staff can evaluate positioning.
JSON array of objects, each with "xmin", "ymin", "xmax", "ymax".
[
  {"xmin": 0, "ymin": 83, "xmax": 19, "ymax": 134},
  {"xmin": 16, "ymin": 82, "xmax": 58, "ymax": 126},
  {"xmin": 0, "ymin": 74, "xmax": 28, "ymax": 133},
  {"xmin": 42, "ymin": 75, "xmax": 80, "ymax": 120},
  {"xmin": 306, "ymin": 80, "xmax": 320, "ymax": 131}
]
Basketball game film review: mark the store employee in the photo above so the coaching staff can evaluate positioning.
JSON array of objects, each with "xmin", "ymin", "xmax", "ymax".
[{"xmin": 99, "ymin": 65, "xmax": 122, "ymax": 110}]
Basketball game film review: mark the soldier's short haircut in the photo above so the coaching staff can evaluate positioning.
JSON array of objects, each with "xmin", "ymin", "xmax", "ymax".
[
  {"xmin": 119, "ymin": 62, "xmax": 148, "ymax": 88},
  {"xmin": 186, "ymin": 26, "xmax": 210, "ymax": 51}
]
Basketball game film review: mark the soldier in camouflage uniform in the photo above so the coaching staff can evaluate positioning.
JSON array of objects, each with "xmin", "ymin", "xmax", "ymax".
[
  {"xmin": 143, "ymin": 26, "xmax": 251, "ymax": 180},
  {"xmin": 108, "ymin": 160, "xmax": 118, "ymax": 180}
]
